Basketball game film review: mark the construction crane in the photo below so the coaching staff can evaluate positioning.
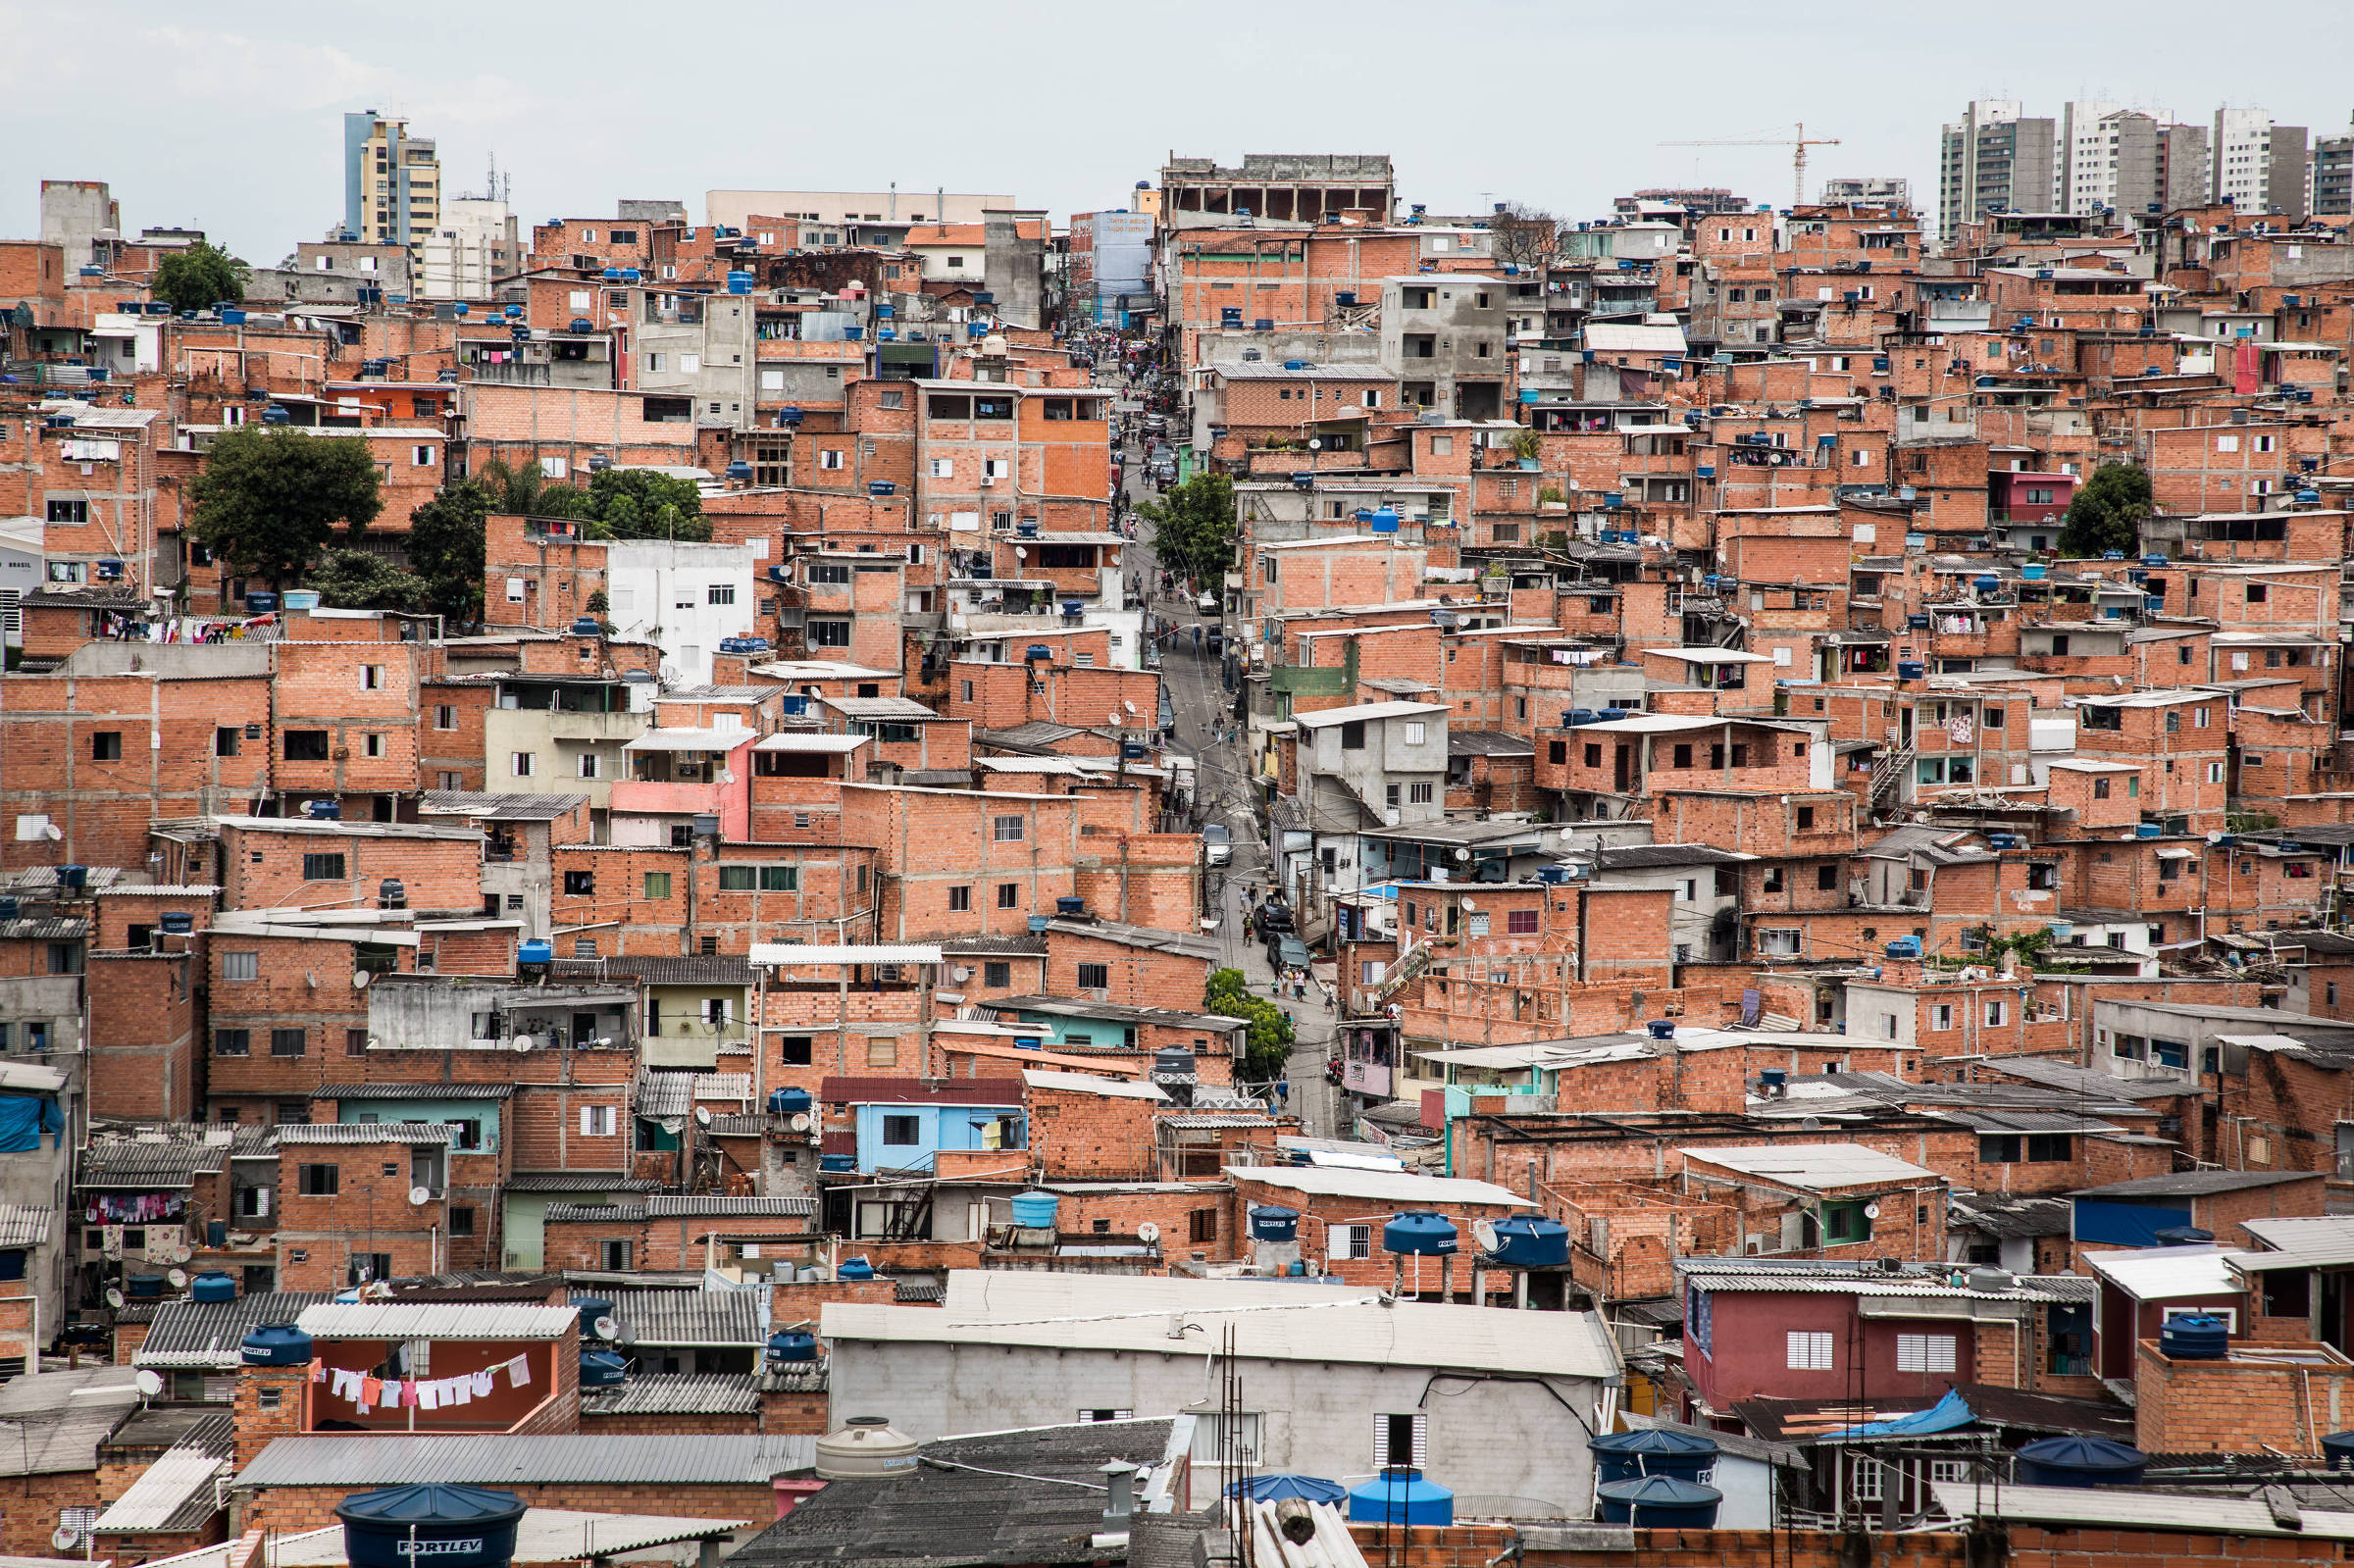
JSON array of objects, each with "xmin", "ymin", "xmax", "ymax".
[{"xmin": 1659, "ymin": 122, "xmax": 1843, "ymax": 206}]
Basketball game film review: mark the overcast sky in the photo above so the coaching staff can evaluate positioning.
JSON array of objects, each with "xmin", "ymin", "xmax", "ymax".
[{"xmin": 6, "ymin": 1, "xmax": 2352, "ymax": 263}]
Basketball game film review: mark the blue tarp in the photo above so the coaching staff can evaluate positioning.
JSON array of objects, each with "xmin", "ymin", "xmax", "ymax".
[
  {"xmin": 2073, "ymin": 1198, "xmax": 2193, "ymax": 1248},
  {"xmin": 1820, "ymin": 1388, "xmax": 1974, "ymax": 1442},
  {"xmin": 0, "ymin": 1094, "xmax": 63, "ymax": 1153}
]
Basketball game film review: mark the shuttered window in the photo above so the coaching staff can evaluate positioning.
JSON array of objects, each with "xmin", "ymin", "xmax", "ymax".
[
  {"xmin": 1372, "ymin": 1412, "xmax": 1428, "ymax": 1468},
  {"xmin": 1896, "ymin": 1334, "xmax": 1957, "ymax": 1374}
]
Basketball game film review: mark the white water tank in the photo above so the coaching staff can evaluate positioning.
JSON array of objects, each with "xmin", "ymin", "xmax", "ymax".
[{"xmin": 816, "ymin": 1416, "xmax": 920, "ymax": 1480}]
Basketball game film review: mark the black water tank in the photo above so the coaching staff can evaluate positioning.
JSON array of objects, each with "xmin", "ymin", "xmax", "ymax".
[{"xmin": 336, "ymin": 1485, "xmax": 526, "ymax": 1568}]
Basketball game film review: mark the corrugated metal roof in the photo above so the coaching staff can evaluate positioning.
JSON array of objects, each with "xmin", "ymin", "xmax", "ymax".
[
  {"xmin": 2083, "ymin": 1244, "xmax": 2241, "ymax": 1301},
  {"xmin": 81, "ymin": 1139, "xmax": 232, "ymax": 1188},
  {"xmin": 819, "ymin": 1077, "xmax": 1025, "ymax": 1106},
  {"xmin": 137, "ymin": 1293, "xmax": 342, "ymax": 1369},
  {"xmin": 309, "ymin": 1084, "xmax": 516, "ymax": 1101},
  {"xmin": 295, "ymin": 1302, "xmax": 580, "ymax": 1341},
  {"xmin": 501, "ymin": 1172, "xmax": 663, "ymax": 1193},
  {"xmin": 1929, "ymin": 1480, "xmax": 2354, "ymax": 1540},
  {"xmin": 580, "ymin": 1373, "xmax": 760, "ymax": 1416},
  {"xmin": 232, "ymin": 1434, "xmax": 815, "ymax": 1489},
  {"xmin": 418, "ymin": 791, "xmax": 590, "ymax": 821},
  {"xmin": 826, "ymin": 1273, "xmax": 1618, "ymax": 1381},
  {"xmin": 92, "ymin": 1445, "xmax": 230, "ymax": 1533},
  {"xmin": 636, "ymin": 1072, "xmax": 754, "ymax": 1119},
  {"xmin": 0, "ymin": 1207, "xmax": 54, "ymax": 1247},
  {"xmin": 749, "ymin": 943, "xmax": 944, "ymax": 967},
  {"xmin": 604, "ymin": 1288, "xmax": 766, "ymax": 1347},
  {"xmin": 273, "ymin": 1123, "xmax": 456, "ymax": 1145},
  {"xmin": 1223, "ymin": 1165, "xmax": 1532, "ymax": 1208},
  {"xmin": 0, "ymin": 1367, "xmax": 141, "ymax": 1475},
  {"xmin": 645, "ymin": 1195, "xmax": 813, "ymax": 1218},
  {"xmin": 1677, "ymin": 1143, "xmax": 1939, "ymax": 1189}
]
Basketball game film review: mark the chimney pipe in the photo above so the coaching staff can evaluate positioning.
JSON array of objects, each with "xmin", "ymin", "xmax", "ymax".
[{"xmin": 1100, "ymin": 1461, "xmax": 1137, "ymax": 1529}]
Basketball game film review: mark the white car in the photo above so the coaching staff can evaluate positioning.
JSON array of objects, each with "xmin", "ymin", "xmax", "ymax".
[{"xmin": 1202, "ymin": 823, "xmax": 1232, "ymax": 867}]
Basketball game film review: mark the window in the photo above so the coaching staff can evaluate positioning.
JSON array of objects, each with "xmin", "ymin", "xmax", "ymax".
[
  {"xmin": 1896, "ymin": 1334, "xmax": 1958, "ymax": 1374},
  {"xmin": 574, "ymin": 936, "xmax": 597, "ymax": 957},
  {"xmin": 1823, "ymin": 1199, "xmax": 1872, "ymax": 1244},
  {"xmin": 284, "ymin": 730, "xmax": 330, "ymax": 761},
  {"xmin": 779, "ymin": 1035, "xmax": 813, "ymax": 1066},
  {"xmin": 865, "ymin": 1037, "xmax": 897, "ymax": 1068},
  {"xmin": 270, "ymin": 1028, "xmax": 305, "ymax": 1057},
  {"xmin": 1786, "ymin": 1331, "xmax": 1835, "ymax": 1370},
  {"xmin": 1078, "ymin": 963, "xmax": 1109, "ymax": 990},
  {"xmin": 819, "ymin": 449, "xmax": 844, "ymax": 470},
  {"xmin": 705, "ymin": 583, "xmax": 736, "ymax": 606},
  {"xmin": 581, "ymin": 1105, "xmax": 616, "ymax": 1137},
  {"xmin": 1984, "ymin": 1000, "xmax": 2007, "ymax": 1028},
  {"xmin": 1375, "ymin": 1412, "xmax": 1428, "ymax": 1469},
  {"xmin": 1331, "ymin": 1222, "xmax": 1372, "ymax": 1260},
  {"xmin": 1189, "ymin": 1208, "xmax": 1218, "ymax": 1243},
  {"xmin": 1340, "ymin": 721, "xmax": 1365, "ymax": 750},
  {"xmin": 600, "ymin": 1239, "xmax": 632, "ymax": 1271},
  {"xmin": 90, "ymin": 731, "xmax": 122, "ymax": 761},
  {"xmin": 345, "ymin": 1027, "xmax": 370, "ymax": 1057},
  {"xmin": 948, "ymin": 885, "xmax": 971, "ymax": 912},
  {"xmin": 882, "ymin": 1114, "xmax": 921, "ymax": 1145},
  {"xmin": 564, "ymin": 870, "xmax": 594, "ymax": 895},
  {"xmin": 511, "ymin": 751, "xmax": 536, "ymax": 777},
  {"xmin": 213, "ymin": 1028, "xmax": 250, "ymax": 1056},
  {"xmin": 448, "ymin": 1205, "xmax": 476, "ymax": 1237},
  {"xmin": 993, "ymin": 815, "xmax": 1025, "ymax": 842},
  {"xmin": 1508, "ymin": 909, "xmax": 1539, "ymax": 936},
  {"xmin": 1817, "ymin": 863, "xmax": 1838, "ymax": 891},
  {"xmin": 300, "ymin": 852, "xmax": 346, "ymax": 882},
  {"xmin": 998, "ymin": 883, "xmax": 1019, "ymax": 909},
  {"xmin": 298, "ymin": 1164, "xmax": 339, "ymax": 1196},
  {"xmin": 221, "ymin": 951, "xmax": 259, "ymax": 982}
]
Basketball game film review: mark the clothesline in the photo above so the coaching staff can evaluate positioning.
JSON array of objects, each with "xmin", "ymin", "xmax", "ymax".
[{"xmin": 313, "ymin": 1353, "xmax": 532, "ymax": 1414}]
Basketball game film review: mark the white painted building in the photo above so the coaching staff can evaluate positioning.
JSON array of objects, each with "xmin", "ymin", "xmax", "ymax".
[
  {"xmin": 2213, "ymin": 108, "xmax": 2278, "ymax": 211},
  {"xmin": 2059, "ymin": 100, "xmax": 2124, "ymax": 214},
  {"xmin": 601, "ymin": 538, "xmax": 757, "ymax": 689},
  {"xmin": 822, "ymin": 1270, "xmax": 1620, "ymax": 1516},
  {"xmin": 419, "ymin": 196, "xmax": 520, "ymax": 301}
]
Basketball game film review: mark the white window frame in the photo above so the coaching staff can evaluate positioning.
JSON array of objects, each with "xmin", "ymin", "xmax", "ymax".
[
  {"xmin": 580, "ymin": 1104, "xmax": 616, "ymax": 1137},
  {"xmin": 1331, "ymin": 1222, "xmax": 1372, "ymax": 1260},
  {"xmin": 1895, "ymin": 1333, "xmax": 1957, "ymax": 1374},
  {"xmin": 1786, "ymin": 1331, "xmax": 1835, "ymax": 1370}
]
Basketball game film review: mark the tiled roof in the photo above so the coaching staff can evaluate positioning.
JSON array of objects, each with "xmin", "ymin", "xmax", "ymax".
[{"xmin": 818, "ymin": 1076, "xmax": 1024, "ymax": 1106}]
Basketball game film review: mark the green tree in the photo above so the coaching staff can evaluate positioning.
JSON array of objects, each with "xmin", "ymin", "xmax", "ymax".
[
  {"xmin": 189, "ymin": 427, "xmax": 382, "ymax": 588},
  {"xmin": 473, "ymin": 458, "xmax": 586, "ymax": 520},
  {"xmin": 308, "ymin": 548, "xmax": 429, "ymax": 613},
  {"xmin": 150, "ymin": 240, "xmax": 249, "ymax": 315},
  {"xmin": 581, "ymin": 467, "xmax": 709, "ymax": 541},
  {"xmin": 1203, "ymin": 967, "xmax": 1296, "ymax": 1084},
  {"xmin": 402, "ymin": 480, "xmax": 492, "ymax": 625},
  {"xmin": 1138, "ymin": 472, "xmax": 1237, "ymax": 585},
  {"xmin": 2058, "ymin": 463, "xmax": 2152, "ymax": 557}
]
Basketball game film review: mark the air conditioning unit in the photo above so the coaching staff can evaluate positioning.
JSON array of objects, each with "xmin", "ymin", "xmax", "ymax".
[{"xmin": 980, "ymin": 477, "xmax": 996, "ymax": 487}]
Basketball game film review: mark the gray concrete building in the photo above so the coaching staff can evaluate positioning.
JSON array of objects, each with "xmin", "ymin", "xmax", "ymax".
[{"xmin": 1159, "ymin": 154, "xmax": 1394, "ymax": 228}]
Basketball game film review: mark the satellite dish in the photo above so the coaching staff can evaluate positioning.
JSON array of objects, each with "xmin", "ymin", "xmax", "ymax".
[
  {"xmin": 1472, "ymin": 1219, "xmax": 1501, "ymax": 1254},
  {"xmin": 407, "ymin": 1187, "xmax": 433, "ymax": 1207},
  {"xmin": 352, "ymin": 969, "xmax": 372, "ymax": 989},
  {"xmin": 53, "ymin": 1527, "xmax": 80, "ymax": 1552},
  {"xmin": 1013, "ymin": 546, "xmax": 1027, "ymax": 560},
  {"xmin": 789, "ymin": 1113, "xmax": 811, "ymax": 1132},
  {"xmin": 952, "ymin": 965, "xmax": 972, "ymax": 982},
  {"xmin": 1455, "ymin": 847, "xmax": 1471, "ymax": 861},
  {"xmin": 694, "ymin": 1106, "xmax": 713, "ymax": 1128},
  {"xmin": 592, "ymin": 1315, "xmax": 620, "ymax": 1340},
  {"xmin": 133, "ymin": 1370, "xmax": 164, "ymax": 1397},
  {"xmin": 105, "ymin": 1288, "xmax": 124, "ymax": 1309},
  {"xmin": 1863, "ymin": 1202, "xmax": 1881, "ymax": 1220},
  {"xmin": 173, "ymin": 1244, "xmax": 192, "ymax": 1263},
  {"xmin": 1307, "ymin": 438, "xmax": 1322, "ymax": 450},
  {"xmin": 512, "ymin": 1035, "xmax": 536, "ymax": 1052},
  {"xmin": 1107, "ymin": 710, "xmax": 1122, "ymax": 728},
  {"xmin": 1461, "ymin": 897, "xmax": 1477, "ymax": 911},
  {"xmin": 1137, "ymin": 1222, "xmax": 1161, "ymax": 1243},
  {"xmin": 42, "ymin": 825, "xmax": 62, "ymax": 841},
  {"xmin": 1122, "ymin": 700, "xmax": 1137, "ymax": 716},
  {"xmin": 167, "ymin": 1268, "xmax": 188, "ymax": 1289}
]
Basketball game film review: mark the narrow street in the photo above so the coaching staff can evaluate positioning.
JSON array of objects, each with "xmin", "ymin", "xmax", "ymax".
[{"xmin": 1115, "ymin": 409, "xmax": 1341, "ymax": 1137}]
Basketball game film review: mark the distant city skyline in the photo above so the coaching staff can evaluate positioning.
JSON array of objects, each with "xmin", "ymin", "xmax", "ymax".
[{"xmin": 3, "ymin": 1, "xmax": 2351, "ymax": 262}]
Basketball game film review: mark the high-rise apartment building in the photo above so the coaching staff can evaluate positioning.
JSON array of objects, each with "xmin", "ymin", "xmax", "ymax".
[
  {"xmin": 343, "ymin": 112, "xmax": 440, "ymax": 250},
  {"xmin": 419, "ymin": 197, "xmax": 520, "ymax": 301},
  {"xmin": 1938, "ymin": 101, "xmax": 2055, "ymax": 244},
  {"xmin": 2058, "ymin": 101, "xmax": 2124, "ymax": 214},
  {"xmin": 2212, "ymin": 108, "xmax": 2308, "ymax": 219},
  {"xmin": 2314, "ymin": 134, "xmax": 2354, "ymax": 218}
]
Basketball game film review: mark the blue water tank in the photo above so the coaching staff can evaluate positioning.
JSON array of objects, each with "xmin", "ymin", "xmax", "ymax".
[
  {"xmin": 337, "ymin": 1485, "xmax": 527, "ymax": 1568},
  {"xmin": 602, "ymin": 268, "xmax": 623, "ymax": 281},
  {"xmin": 245, "ymin": 592, "xmax": 279, "ymax": 614},
  {"xmin": 1562, "ymin": 708, "xmax": 1600, "ymax": 728},
  {"xmin": 570, "ymin": 617, "xmax": 602, "ymax": 636},
  {"xmin": 1009, "ymin": 1192, "xmax": 1059, "ymax": 1228},
  {"xmin": 1591, "ymin": 1429, "xmax": 1718, "ymax": 1485},
  {"xmin": 820, "ymin": 1153, "xmax": 856, "ymax": 1172},
  {"xmin": 1884, "ymin": 936, "xmax": 1923, "ymax": 960},
  {"xmin": 303, "ymin": 799, "xmax": 342, "ymax": 821},
  {"xmin": 1347, "ymin": 1469, "xmax": 1454, "ymax": 1527},
  {"xmin": 517, "ymin": 939, "xmax": 553, "ymax": 967},
  {"xmin": 768, "ymin": 1087, "xmax": 812, "ymax": 1119},
  {"xmin": 2134, "ymin": 823, "xmax": 2163, "ymax": 838},
  {"xmin": 2325, "ymin": 1430, "xmax": 2354, "ymax": 1471},
  {"xmin": 1382, "ymin": 1212, "xmax": 1458, "ymax": 1256},
  {"xmin": 2160, "ymin": 1313, "xmax": 2229, "ymax": 1360},
  {"xmin": 2152, "ymin": 1225, "xmax": 2213, "ymax": 1247},
  {"xmin": 1907, "ymin": 613, "xmax": 1931, "ymax": 629},
  {"xmin": 159, "ymin": 911, "xmax": 195, "ymax": 936},
  {"xmin": 1250, "ymin": 1206, "xmax": 1300, "ymax": 1242},
  {"xmin": 1598, "ymin": 1475, "xmax": 1721, "ymax": 1527},
  {"xmin": 766, "ymin": 1330, "xmax": 818, "ymax": 1363},
  {"xmin": 866, "ymin": 481, "xmax": 896, "ymax": 496},
  {"xmin": 1896, "ymin": 661, "xmax": 1925, "ymax": 680},
  {"xmin": 128, "ymin": 1275, "xmax": 166, "ymax": 1299},
  {"xmin": 2016, "ymin": 1436, "xmax": 2147, "ymax": 1488},
  {"xmin": 1227, "ymin": 1474, "xmax": 1345, "ymax": 1503},
  {"xmin": 777, "ymin": 406, "xmax": 804, "ymax": 425},
  {"xmin": 1483, "ymin": 1216, "xmax": 1570, "ymax": 1269},
  {"xmin": 622, "ymin": 269, "xmax": 642, "ymax": 283},
  {"xmin": 573, "ymin": 1297, "xmax": 612, "ymax": 1340},
  {"xmin": 1645, "ymin": 1021, "xmax": 1676, "ymax": 1041},
  {"xmin": 1973, "ymin": 575, "xmax": 2000, "ymax": 593},
  {"xmin": 1367, "ymin": 508, "xmax": 1401, "ymax": 533},
  {"xmin": 837, "ymin": 1256, "xmax": 876, "ymax": 1281},
  {"xmin": 189, "ymin": 1271, "xmax": 236, "ymax": 1303},
  {"xmin": 579, "ymin": 1349, "xmax": 627, "ymax": 1388},
  {"xmin": 241, "ymin": 1323, "xmax": 313, "ymax": 1366}
]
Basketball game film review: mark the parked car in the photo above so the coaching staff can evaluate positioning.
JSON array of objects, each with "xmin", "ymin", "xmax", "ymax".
[
  {"xmin": 1255, "ymin": 896, "xmax": 1295, "ymax": 934},
  {"xmin": 1266, "ymin": 934, "xmax": 1311, "ymax": 972},
  {"xmin": 1202, "ymin": 822, "xmax": 1232, "ymax": 867}
]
